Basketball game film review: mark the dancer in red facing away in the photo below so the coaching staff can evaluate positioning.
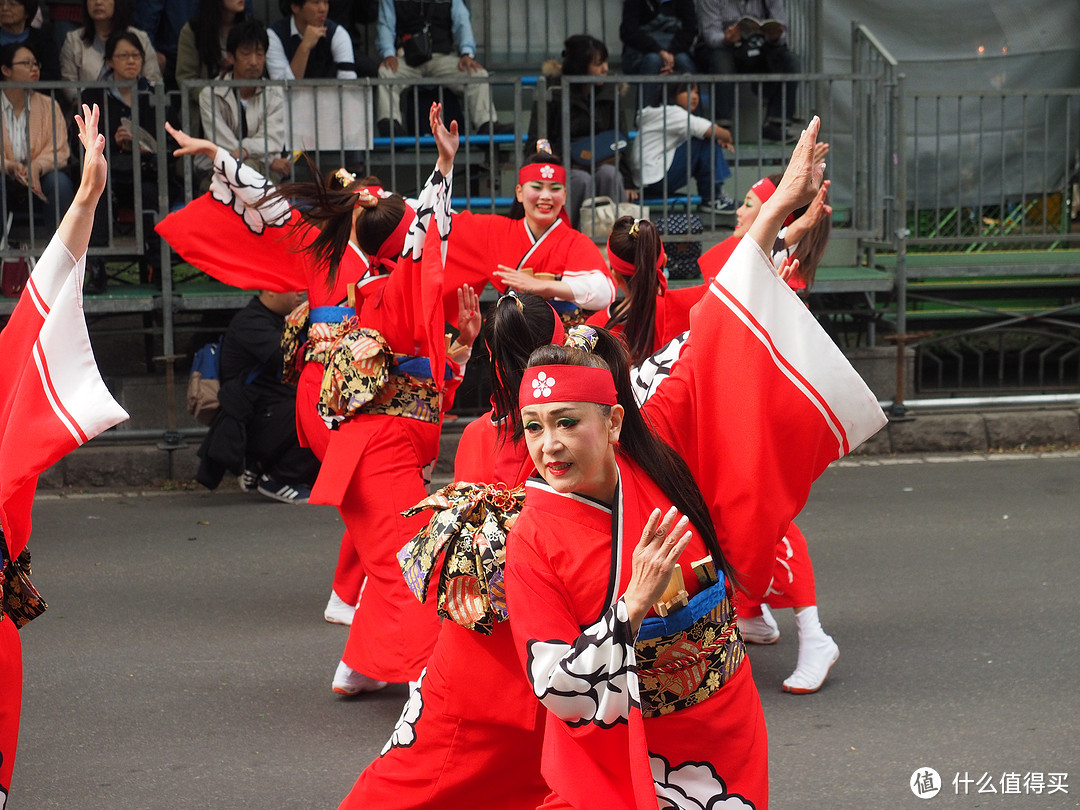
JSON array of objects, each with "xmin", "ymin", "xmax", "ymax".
[
  {"xmin": 698, "ymin": 168, "xmax": 839, "ymax": 694},
  {"xmin": 158, "ymin": 103, "xmax": 480, "ymax": 695},
  {"xmin": 503, "ymin": 116, "xmax": 886, "ymax": 809},
  {"xmin": 0, "ymin": 104, "xmax": 129, "ymax": 806},
  {"xmin": 442, "ymin": 148, "xmax": 616, "ymax": 325}
]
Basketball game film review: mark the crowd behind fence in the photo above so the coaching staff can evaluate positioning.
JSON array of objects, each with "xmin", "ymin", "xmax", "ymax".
[{"xmin": 2, "ymin": 21, "xmax": 1080, "ymax": 411}]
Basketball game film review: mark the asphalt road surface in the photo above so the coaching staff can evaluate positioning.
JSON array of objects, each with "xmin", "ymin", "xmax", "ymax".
[{"xmin": 10, "ymin": 453, "xmax": 1080, "ymax": 809}]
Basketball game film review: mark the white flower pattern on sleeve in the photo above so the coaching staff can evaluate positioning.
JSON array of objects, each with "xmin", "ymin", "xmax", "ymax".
[
  {"xmin": 525, "ymin": 598, "xmax": 640, "ymax": 729},
  {"xmin": 651, "ymin": 755, "xmax": 756, "ymax": 809},
  {"xmin": 379, "ymin": 669, "xmax": 426, "ymax": 756},
  {"xmin": 209, "ymin": 147, "xmax": 292, "ymax": 234}
]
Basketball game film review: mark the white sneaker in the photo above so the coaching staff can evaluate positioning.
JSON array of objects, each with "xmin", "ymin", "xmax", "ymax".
[
  {"xmin": 738, "ymin": 603, "xmax": 780, "ymax": 644},
  {"xmin": 332, "ymin": 660, "xmax": 387, "ymax": 696},
  {"xmin": 782, "ymin": 635, "xmax": 839, "ymax": 694},
  {"xmin": 323, "ymin": 591, "xmax": 356, "ymax": 626}
]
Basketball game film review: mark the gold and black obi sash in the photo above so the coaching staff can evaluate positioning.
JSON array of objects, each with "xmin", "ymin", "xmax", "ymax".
[
  {"xmin": 1, "ymin": 543, "xmax": 47, "ymax": 628},
  {"xmin": 302, "ymin": 306, "xmax": 443, "ymax": 424},
  {"xmin": 635, "ymin": 583, "xmax": 745, "ymax": 718}
]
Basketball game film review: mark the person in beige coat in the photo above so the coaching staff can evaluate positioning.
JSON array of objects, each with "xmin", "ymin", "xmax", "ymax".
[
  {"xmin": 59, "ymin": 0, "xmax": 161, "ymax": 104},
  {"xmin": 0, "ymin": 43, "xmax": 73, "ymax": 233},
  {"xmin": 196, "ymin": 18, "xmax": 289, "ymax": 191}
]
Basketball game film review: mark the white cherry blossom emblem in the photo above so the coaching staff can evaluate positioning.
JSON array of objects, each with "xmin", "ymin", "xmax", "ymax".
[
  {"xmin": 532, "ymin": 371, "xmax": 555, "ymax": 398},
  {"xmin": 540, "ymin": 165, "xmax": 555, "ymax": 179}
]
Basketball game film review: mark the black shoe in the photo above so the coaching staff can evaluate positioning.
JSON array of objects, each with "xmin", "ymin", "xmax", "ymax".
[
  {"xmin": 84, "ymin": 258, "xmax": 107, "ymax": 295},
  {"xmin": 376, "ymin": 118, "xmax": 406, "ymax": 137},
  {"xmin": 476, "ymin": 121, "xmax": 514, "ymax": 136},
  {"xmin": 762, "ymin": 122, "xmax": 799, "ymax": 144}
]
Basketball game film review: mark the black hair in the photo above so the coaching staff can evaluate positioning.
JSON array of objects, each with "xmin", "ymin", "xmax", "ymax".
[
  {"xmin": 766, "ymin": 171, "xmax": 831, "ymax": 288},
  {"xmin": 190, "ymin": 0, "xmax": 250, "ymax": 76},
  {"xmin": 226, "ymin": 17, "xmax": 268, "ymax": 57},
  {"xmin": 560, "ymin": 34, "xmax": 608, "ymax": 78},
  {"xmin": 523, "ymin": 333, "xmax": 737, "ymax": 588},
  {"xmin": 104, "ymin": 29, "xmax": 143, "ymax": 62},
  {"xmin": 80, "ymin": 0, "xmax": 134, "ymax": 46},
  {"xmin": 264, "ymin": 160, "xmax": 408, "ymax": 288},
  {"xmin": 1, "ymin": 0, "xmax": 38, "ymax": 24},
  {"xmin": 605, "ymin": 215, "xmax": 663, "ymax": 365},
  {"xmin": 485, "ymin": 293, "xmax": 561, "ymax": 430},
  {"xmin": 0, "ymin": 41, "xmax": 37, "ymax": 73},
  {"xmin": 508, "ymin": 150, "xmax": 566, "ymax": 220}
]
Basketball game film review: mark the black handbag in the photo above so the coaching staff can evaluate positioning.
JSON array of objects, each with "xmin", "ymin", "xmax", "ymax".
[{"xmin": 401, "ymin": 26, "xmax": 433, "ymax": 67}]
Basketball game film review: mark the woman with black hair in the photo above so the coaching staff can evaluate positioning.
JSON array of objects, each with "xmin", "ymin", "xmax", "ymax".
[
  {"xmin": 59, "ymin": 0, "xmax": 162, "ymax": 102},
  {"xmin": 443, "ymin": 149, "xmax": 616, "ymax": 327},
  {"xmin": 503, "ymin": 116, "xmax": 886, "ymax": 808},
  {"xmin": 174, "ymin": 0, "xmax": 248, "ymax": 124},
  {"xmin": 159, "ymin": 102, "xmax": 481, "ymax": 697},
  {"xmin": 0, "ymin": 0, "xmax": 61, "ymax": 80}
]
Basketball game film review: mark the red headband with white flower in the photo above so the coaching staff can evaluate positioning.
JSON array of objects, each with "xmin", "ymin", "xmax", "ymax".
[
  {"xmin": 519, "ymin": 163, "xmax": 566, "ymax": 186},
  {"xmin": 519, "ymin": 365, "xmax": 618, "ymax": 407}
]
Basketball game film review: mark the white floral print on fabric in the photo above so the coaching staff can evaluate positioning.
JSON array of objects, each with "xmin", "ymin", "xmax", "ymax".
[
  {"xmin": 651, "ymin": 755, "xmax": 756, "ymax": 809},
  {"xmin": 380, "ymin": 669, "xmax": 427, "ymax": 756},
  {"xmin": 525, "ymin": 599, "xmax": 639, "ymax": 728},
  {"xmin": 209, "ymin": 148, "xmax": 292, "ymax": 234},
  {"xmin": 531, "ymin": 371, "xmax": 556, "ymax": 398}
]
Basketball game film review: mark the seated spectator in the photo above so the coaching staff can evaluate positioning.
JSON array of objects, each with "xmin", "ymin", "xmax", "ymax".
[
  {"xmin": 196, "ymin": 289, "xmax": 320, "ymax": 504},
  {"xmin": 80, "ymin": 30, "xmax": 174, "ymax": 292},
  {"xmin": 42, "ymin": 0, "xmax": 83, "ymax": 56},
  {"xmin": 197, "ymin": 18, "xmax": 289, "ymax": 190},
  {"xmin": 528, "ymin": 33, "xmax": 636, "ymax": 229},
  {"xmin": 696, "ymin": 0, "xmax": 799, "ymax": 142},
  {"xmin": 0, "ymin": 42, "xmax": 73, "ymax": 235},
  {"xmin": 59, "ymin": 0, "xmax": 163, "ymax": 105},
  {"xmin": 619, "ymin": 0, "xmax": 698, "ymax": 108},
  {"xmin": 374, "ymin": 0, "xmax": 508, "ymax": 136},
  {"xmin": 133, "ymin": 0, "xmax": 198, "ymax": 88},
  {"xmin": 0, "ymin": 0, "xmax": 61, "ymax": 80},
  {"xmin": 630, "ymin": 78, "xmax": 736, "ymax": 216},
  {"xmin": 175, "ymin": 0, "xmax": 248, "ymax": 138},
  {"xmin": 327, "ymin": 0, "xmax": 379, "ymax": 77},
  {"xmin": 266, "ymin": 0, "xmax": 358, "ymax": 80}
]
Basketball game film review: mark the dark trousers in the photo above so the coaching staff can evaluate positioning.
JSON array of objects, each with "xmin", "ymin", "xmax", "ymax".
[
  {"xmin": 703, "ymin": 42, "xmax": 799, "ymax": 124},
  {"xmin": 642, "ymin": 138, "xmax": 732, "ymax": 201}
]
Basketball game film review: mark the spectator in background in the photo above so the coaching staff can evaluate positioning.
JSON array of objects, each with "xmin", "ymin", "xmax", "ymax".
[
  {"xmin": 80, "ymin": 30, "xmax": 174, "ymax": 292},
  {"xmin": 327, "ymin": 0, "xmax": 378, "ymax": 77},
  {"xmin": 266, "ymin": 0, "xmax": 358, "ymax": 80},
  {"xmin": 197, "ymin": 19, "xmax": 289, "ymax": 190},
  {"xmin": 132, "ymin": 0, "xmax": 197, "ymax": 87},
  {"xmin": 0, "ymin": 0, "xmax": 61, "ymax": 80},
  {"xmin": 529, "ymin": 33, "xmax": 636, "ymax": 229},
  {"xmin": 374, "ymin": 0, "xmax": 508, "ymax": 137},
  {"xmin": 42, "ymin": 0, "xmax": 82, "ymax": 54},
  {"xmin": 619, "ymin": 0, "xmax": 698, "ymax": 108},
  {"xmin": 196, "ymin": 288, "xmax": 320, "ymax": 504},
  {"xmin": 60, "ymin": 0, "xmax": 163, "ymax": 105},
  {"xmin": 696, "ymin": 0, "xmax": 799, "ymax": 142},
  {"xmin": 630, "ymin": 78, "xmax": 736, "ymax": 216},
  {"xmin": 0, "ymin": 42, "xmax": 73, "ymax": 234},
  {"xmin": 175, "ymin": 0, "xmax": 248, "ymax": 136}
]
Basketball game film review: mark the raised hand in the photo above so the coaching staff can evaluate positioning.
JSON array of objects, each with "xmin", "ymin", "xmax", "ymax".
[
  {"xmin": 165, "ymin": 121, "xmax": 217, "ymax": 161},
  {"xmin": 74, "ymin": 103, "xmax": 107, "ymax": 203},
  {"xmin": 430, "ymin": 101, "xmax": 459, "ymax": 176},
  {"xmin": 455, "ymin": 284, "xmax": 482, "ymax": 348}
]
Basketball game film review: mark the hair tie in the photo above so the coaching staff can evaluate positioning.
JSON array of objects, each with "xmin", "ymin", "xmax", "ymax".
[
  {"xmin": 334, "ymin": 167, "xmax": 357, "ymax": 187},
  {"xmin": 498, "ymin": 290, "xmax": 525, "ymax": 312},
  {"xmin": 535, "ymin": 138, "xmax": 553, "ymax": 155},
  {"xmin": 564, "ymin": 324, "xmax": 599, "ymax": 353},
  {"xmin": 629, "ymin": 219, "xmax": 640, "ymax": 239},
  {"xmin": 354, "ymin": 188, "xmax": 380, "ymax": 209}
]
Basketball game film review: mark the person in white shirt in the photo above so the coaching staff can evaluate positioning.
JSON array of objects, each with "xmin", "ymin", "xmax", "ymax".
[{"xmin": 265, "ymin": 0, "xmax": 356, "ymax": 80}]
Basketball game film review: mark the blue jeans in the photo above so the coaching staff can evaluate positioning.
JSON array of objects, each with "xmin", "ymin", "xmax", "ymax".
[
  {"xmin": 623, "ymin": 49, "xmax": 698, "ymax": 107},
  {"xmin": 642, "ymin": 138, "xmax": 732, "ymax": 202}
]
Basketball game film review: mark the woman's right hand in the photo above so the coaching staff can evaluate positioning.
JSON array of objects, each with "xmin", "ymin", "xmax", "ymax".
[
  {"xmin": 165, "ymin": 122, "xmax": 218, "ymax": 160},
  {"xmin": 623, "ymin": 507, "xmax": 693, "ymax": 634},
  {"xmin": 430, "ymin": 101, "xmax": 459, "ymax": 175}
]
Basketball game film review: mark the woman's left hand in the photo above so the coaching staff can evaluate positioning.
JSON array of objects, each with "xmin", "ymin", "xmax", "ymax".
[
  {"xmin": 455, "ymin": 284, "xmax": 482, "ymax": 347},
  {"xmin": 430, "ymin": 101, "xmax": 459, "ymax": 175},
  {"xmin": 74, "ymin": 103, "xmax": 107, "ymax": 201}
]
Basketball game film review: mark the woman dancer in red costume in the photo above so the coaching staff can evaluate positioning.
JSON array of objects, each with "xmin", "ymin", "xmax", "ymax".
[
  {"xmin": 697, "ymin": 168, "xmax": 837, "ymax": 694},
  {"xmin": 159, "ymin": 103, "xmax": 480, "ymax": 695},
  {"xmin": 503, "ymin": 118, "xmax": 884, "ymax": 809}
]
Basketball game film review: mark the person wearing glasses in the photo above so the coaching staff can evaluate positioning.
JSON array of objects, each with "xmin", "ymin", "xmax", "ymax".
[
  {"xmin": 60, "ymin": 0, "xmax": 162, "ymax": 104},
  {"xmin": 0, "ymin": 42, "xmax": 73, "ymax": 235},
  {"xmin": 0, "ymin": 0, "xmax": 60, "ymax": 80},
  {"xmin": 78, "ymin": 30, "xmax": 173, "ymax": 292}
]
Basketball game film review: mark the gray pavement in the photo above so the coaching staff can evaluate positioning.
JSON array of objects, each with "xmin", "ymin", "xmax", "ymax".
[{"xmin": 9, "ymin": 453, "xmax": 1080, "ymax": 809}]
